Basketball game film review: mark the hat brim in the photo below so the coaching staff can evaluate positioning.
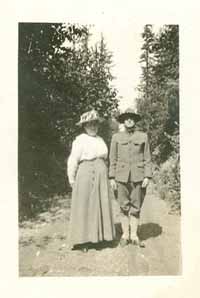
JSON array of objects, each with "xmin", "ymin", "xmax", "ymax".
[
  {"xmin": 76, "ymin": 117, "xmax": 104, "ymax": 126},
  {"xmin": 117, "ymin": 113, "xmax": 141, "ymax": 124}
]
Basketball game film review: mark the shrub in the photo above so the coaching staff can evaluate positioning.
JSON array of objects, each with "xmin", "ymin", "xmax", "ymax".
[{"xmin": 153, "ymin": 154, "xmax": 180, "ymax": 214}]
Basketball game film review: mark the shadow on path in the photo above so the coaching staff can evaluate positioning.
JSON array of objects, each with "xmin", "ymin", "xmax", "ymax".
[
  {"xmin": 138, "ymin": 223, "xmax": 162, "ymax": 241},
  {"xmin": 66, "ymin": 222, "xmax": 163, "ymax": 252},
  {"xmin": 92, "ymin": 222, "xmax": 163, "ymax": 250},
  {"xmin": 77, "ymin": 224, "xmax": 122, "ymax": 251},
  {"xmin": 114, "ymin": 222, "xmax": 162, "ymax": 242}
]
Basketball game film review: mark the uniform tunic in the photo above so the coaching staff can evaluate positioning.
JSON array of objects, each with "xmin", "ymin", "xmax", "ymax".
[
  {"xmin": 67, "ymin": 133, "xmax": 115, "ymax": 247},
  {"xmin": 109, "ymin": 130, "xmax": 152, "ymax": 217},
  {"xmin": 109, "ymin": 130, "xmax": 152, "ymax": 182}
]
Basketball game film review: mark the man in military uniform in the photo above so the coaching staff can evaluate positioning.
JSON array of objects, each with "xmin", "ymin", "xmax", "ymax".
[{"xmin": 109, "ymin": 108, "xmax": 152, "ymax": 247}]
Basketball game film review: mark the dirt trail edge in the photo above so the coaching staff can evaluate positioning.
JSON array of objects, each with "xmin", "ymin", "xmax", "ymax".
[{"xmin": 19, "ymin": 184, "xmax": 181, "ymax": 276}]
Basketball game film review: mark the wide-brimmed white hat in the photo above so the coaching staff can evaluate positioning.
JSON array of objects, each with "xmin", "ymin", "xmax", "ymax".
[{"xmin": 76, "ymin": 109, "xmax": 104, "ymax": 126}]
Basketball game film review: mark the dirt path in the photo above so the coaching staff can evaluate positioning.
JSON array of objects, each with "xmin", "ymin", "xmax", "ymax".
[{"xmin": 19, "ymin": 185, "xmax": 181, "ymax": 276}]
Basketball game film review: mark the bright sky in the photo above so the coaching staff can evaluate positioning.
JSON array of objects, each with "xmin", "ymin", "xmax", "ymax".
[
  {"xmin": 64, "ymin": 22, "xmax": 160, "ymax": 112},
  {"xmin": 91, "ymin": 23, "xmax": 145, "ymax": 112},
  {"xmin": 91, "ymin": 23, "xmax": 162, "ymax": 112}
]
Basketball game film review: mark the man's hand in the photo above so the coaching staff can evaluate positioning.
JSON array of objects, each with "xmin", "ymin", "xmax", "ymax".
[
  {"xmin": 110, "ymin": 179, "xmax": 117, "ymax": 191},
  {"xmin": 70, "ymin": 182, "xmax": 74, "ymax": 189},
  {"xmin": 141, "ymin": 177, "xmax": 149, "ymax": 188}
]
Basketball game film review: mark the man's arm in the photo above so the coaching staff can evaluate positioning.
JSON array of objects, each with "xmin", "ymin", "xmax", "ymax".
[
  {"xmin": 141, "ymin": 134, "xmax": 152, "ymax": 188},
  {"xmin": 143, "ymin": 134, "xmax": 152, "ymax": 179}
]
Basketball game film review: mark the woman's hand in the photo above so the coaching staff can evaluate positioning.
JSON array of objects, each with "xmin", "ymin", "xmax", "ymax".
[
  {"xmin": 70, "ymin": 182, "xmax": 74, "ymax": 189},
  {"xmin": 110, "ymin": 179, "xmax": 117, "ymax": 191}
]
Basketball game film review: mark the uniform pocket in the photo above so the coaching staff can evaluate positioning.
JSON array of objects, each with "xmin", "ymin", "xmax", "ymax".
[
  {"xmin": 119, "ymin": 141, "xmax": 128, "ymax": 145},
  {"xmin": 133, "ymin": 141, "xmax": 144, "ymax": 153},
  {"xmin": 116, "ymin": 162, "xmax": 127, "ymax": 173},
  {"xmin": 137, "ymin": 162, "xmax": 144, "ymax": 168},
  {"xmin": 118, "ymin": 141, "xmax": 129, "ymax": 157},
  {"xmin": 133, "ymin": 141, "xmax": 144, "ymax": 146},
  {"xmin": 116, "ymin": 162, "xmax": 126, "ymax": 169}
]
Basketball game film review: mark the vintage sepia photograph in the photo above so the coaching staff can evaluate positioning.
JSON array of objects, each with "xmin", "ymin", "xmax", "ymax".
[{"xmin": 18, "ymin": 22, "xmax": 181, "ymax": 276}]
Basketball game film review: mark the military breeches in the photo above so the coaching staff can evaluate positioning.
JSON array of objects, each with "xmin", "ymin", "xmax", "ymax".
[{"xmin": 117, "ymin": 181, "xmax": 146, "ymax": 218}]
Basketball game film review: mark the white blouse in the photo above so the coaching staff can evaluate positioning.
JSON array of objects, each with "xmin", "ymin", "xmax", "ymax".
[{"xmin": 67, "ymin": 133, "xmax": 108, "ymax": 184}]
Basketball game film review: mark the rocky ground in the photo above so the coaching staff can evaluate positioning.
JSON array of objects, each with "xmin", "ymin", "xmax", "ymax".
[{"xmin": 19, "ymin": 184, "xmax": 181, "ymax": 276}]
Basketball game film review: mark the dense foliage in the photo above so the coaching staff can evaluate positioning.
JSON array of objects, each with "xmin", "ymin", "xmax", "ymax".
[
  {"xmin": 136, "ymin": 25, "xmax": 180, "ymax": 212},
  {"xmin": 19, "ymin": 23, "xmax": 119, "ymax": 220}
]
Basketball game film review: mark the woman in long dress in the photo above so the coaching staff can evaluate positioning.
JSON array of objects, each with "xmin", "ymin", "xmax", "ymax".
[{"xmin": 67, "ymin": 110, "xmax": 116, "ymax": 252}]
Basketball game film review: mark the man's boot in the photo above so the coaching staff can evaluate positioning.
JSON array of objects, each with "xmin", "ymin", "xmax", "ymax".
[
  {"xmin": 130, "ymin": 215, "xmax": 139, "ymax": 245},
  {"xmin": 120, "ymin": 215, "xmax": 130, "ymax": 247},
  {"xmin": 130, "ymin": 216, "xmax": 145, "ymax": 247}
]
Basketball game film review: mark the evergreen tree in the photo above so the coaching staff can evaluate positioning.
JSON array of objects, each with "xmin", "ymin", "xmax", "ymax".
[
  {"xmin": 136, "ymin": 24, "xmax": 180, "ymax": 212},
  {"xmin": 18, "ymin": 23, "xmax": 118, "ymax": 219},
  {"xmin": 136, "ymin": 25, "xmax": 179, "ymax": 163}
]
